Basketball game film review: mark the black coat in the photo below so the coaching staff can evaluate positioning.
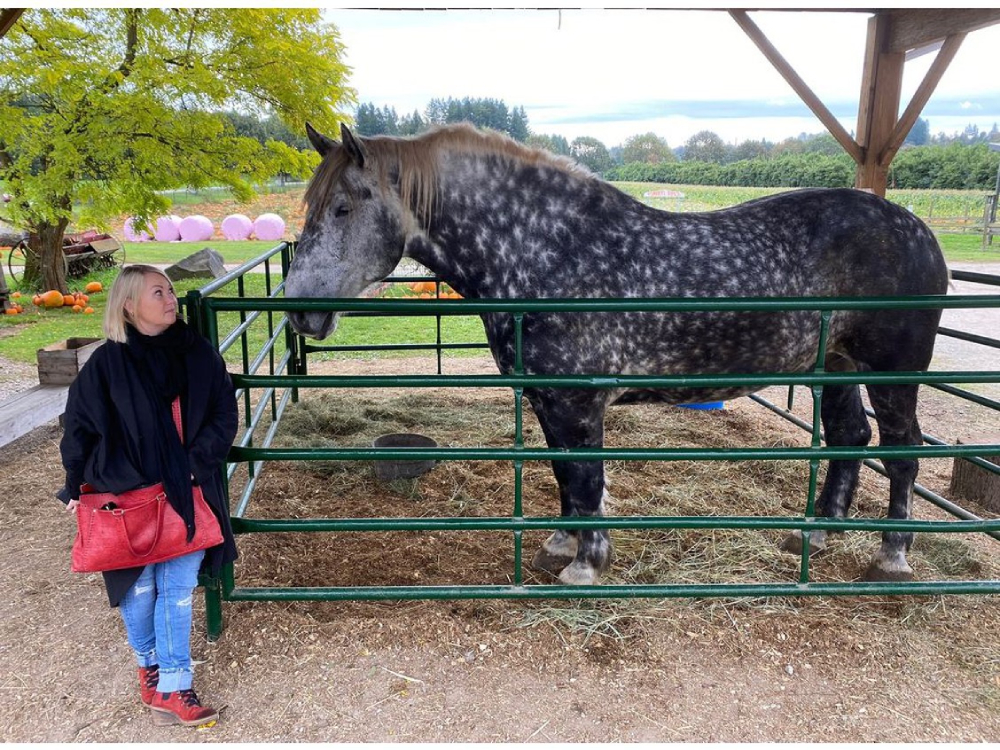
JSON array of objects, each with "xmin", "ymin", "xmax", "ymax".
[{"xmin": 59, "ymin": 321, "xmax": 239, "ymax": 606}]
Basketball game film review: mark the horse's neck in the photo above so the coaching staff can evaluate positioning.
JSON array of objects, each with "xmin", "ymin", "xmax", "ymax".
[{"xmin": 406, "ymin": 150, "xmax": 612, "ymax": 299}]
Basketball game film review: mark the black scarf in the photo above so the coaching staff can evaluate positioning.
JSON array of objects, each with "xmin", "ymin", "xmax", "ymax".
[{"xmin": 125, "ymin": 320, "xmax": 197, "ymax": 541}]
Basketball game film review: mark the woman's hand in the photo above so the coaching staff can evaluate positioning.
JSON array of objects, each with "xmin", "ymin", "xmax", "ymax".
[{"xmin": 66, "ymin": 499, "xmax": 80, "ymax": 512}]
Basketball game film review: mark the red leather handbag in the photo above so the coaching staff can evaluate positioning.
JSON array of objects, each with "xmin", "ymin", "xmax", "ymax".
[{"xmin": 70, "ymin": 398, "xmax": 223, "ymax": 573}]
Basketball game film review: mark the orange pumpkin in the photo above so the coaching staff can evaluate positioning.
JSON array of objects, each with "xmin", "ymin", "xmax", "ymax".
[
  {"xmin": 63, "ymin": 294, "xmax": 76, "ymax": 307},
  {"xmin": 83, "ymin": 306, "xmax": 95, "ymax": 314},
  {"xmin": 71, "ymin": 304, "xmax": 83, "ymax": 313},
  {"xmin": 42, "ymin": 290, "xmax": 65, "ymax": 308},
  {"xmin": 4, "ymin": 307, "xmax": 18, "ymax": 315},
  {"xmin": 32, "ymin": 294, "xmax": 42, "ymax": 306},
  {"xmin": 11, "ymin": 291, "xmax": 20, "ymax": 299},
  {"xmin": 84, "ymin": 281, "xmax": 103, "ymax": 294}
]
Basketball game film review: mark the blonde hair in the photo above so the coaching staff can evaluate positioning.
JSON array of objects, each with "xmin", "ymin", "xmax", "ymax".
[{"xmin": 103, "ymin": 265, "xmax": 174, "ymax": 342}]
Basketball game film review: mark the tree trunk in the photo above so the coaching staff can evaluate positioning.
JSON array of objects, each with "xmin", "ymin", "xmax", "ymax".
[{"xmin": 23, "ymin": 219, "xmax": 69, "ymax": 293}]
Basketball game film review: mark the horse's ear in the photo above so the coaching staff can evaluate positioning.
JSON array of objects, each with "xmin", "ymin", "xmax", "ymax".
[
  {"xmin": 305, "ymin": 122, "xmax": 337, "ymax": 157},
  {"xmin": 340, "ymin": 124, "xmax": 366, "ymax": 169}
]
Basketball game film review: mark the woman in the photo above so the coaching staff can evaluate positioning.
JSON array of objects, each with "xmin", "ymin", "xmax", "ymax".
[{"xmin": 58, "ymin": 264, "xmax": 238, "ymax": 727}]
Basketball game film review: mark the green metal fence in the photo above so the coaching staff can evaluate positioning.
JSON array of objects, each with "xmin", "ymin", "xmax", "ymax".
[{"xmin": 185, "ymin": 243, "xmax": 1000, "ymax": 639}]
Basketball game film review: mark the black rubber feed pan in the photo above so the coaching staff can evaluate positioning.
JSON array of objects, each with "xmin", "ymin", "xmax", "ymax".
[{"xmin": 372, "ymin": 433, "xmax": 438, "ymax": 480}]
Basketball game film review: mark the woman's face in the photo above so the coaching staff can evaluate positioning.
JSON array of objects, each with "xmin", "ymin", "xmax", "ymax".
[{"xmin": 126, "ymin": 273, "xmax": 177, "ymax": 336}]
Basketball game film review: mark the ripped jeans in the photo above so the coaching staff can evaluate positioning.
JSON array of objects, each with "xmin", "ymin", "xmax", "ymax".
[{"xmin": 118, "ymin": 549, "xmax": 205, "ymax": 693}]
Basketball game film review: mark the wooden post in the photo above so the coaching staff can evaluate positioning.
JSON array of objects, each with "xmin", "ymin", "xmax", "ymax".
[
  {"xmin": 855, "ymin": 15, "xmax": 904, "ymax": 196},
  {"xmin": 949, "ymin": 435, "xmax": 1000, "ymax": 513}
]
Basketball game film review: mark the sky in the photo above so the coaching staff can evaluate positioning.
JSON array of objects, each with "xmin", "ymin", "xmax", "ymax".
[{"xmin": 326, "ymin": 6, "xmax": 1000, "ymax": 149}]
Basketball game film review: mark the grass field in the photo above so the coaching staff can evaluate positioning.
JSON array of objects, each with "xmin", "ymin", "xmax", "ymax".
[
  {"xmin": 120, "ymin": 240, "xmax": 282, "ymax": 265},
  {"xmin": 0, "ymin": 268, "xmax": 488, "ymax": 365}
]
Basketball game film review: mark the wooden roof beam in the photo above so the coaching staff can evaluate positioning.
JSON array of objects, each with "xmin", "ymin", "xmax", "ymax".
[
  {"xmin": 729, "ymin": 10, "xmax": 863, "ymax": 165},
  {"xmin": 883, "ymin": 8, "xmax": 1000, "ymax": 53},
  {"xmin": 879, "ymin": 32, "xmax": 966, "ymax": 169},
  {"xmin": 0, "ymin": 8, "xmax": 25, "ymax": 39}
]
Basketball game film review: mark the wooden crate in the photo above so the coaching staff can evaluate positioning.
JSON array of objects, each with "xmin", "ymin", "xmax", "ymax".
[{"xmin": 36, "ymin": 337, "xmax": 103, "ymax": 385}]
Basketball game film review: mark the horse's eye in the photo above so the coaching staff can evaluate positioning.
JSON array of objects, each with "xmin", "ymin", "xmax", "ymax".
[{"xmin": 334, "ymin": 205, "xmax": 350, "ymax": 218}]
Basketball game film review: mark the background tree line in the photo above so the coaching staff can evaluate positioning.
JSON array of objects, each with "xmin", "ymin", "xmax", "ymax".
[
  {"xmin": 606, "ymin": 141, "xmax": 1000, "ymax": 190},
  {"xmin": 353, "ymin": 97, "xmax": 530, "ymax": 141},
  {"xmin": 348, "ymin": 100, "xmax": 1000, "ymax": 191}
]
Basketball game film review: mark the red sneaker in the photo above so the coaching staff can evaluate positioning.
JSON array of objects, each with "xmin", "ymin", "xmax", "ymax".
[
  {"xmin": 138, "ymin": 665, "xmax": 159, "ymax": 707},
  {"xmin": 150, "ymin": 689, "xmax": 219, "ymax": 727}
]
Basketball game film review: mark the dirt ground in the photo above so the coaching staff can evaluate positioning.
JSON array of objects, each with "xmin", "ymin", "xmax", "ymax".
[{"xmin": 0, "ymin": 267, "xmax": 998, "ymax": 742}]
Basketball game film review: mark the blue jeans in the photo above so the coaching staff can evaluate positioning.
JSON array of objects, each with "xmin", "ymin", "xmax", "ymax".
[{"xmin": 118, "ymin": 549, "xmax": 205, "ymax": 693}]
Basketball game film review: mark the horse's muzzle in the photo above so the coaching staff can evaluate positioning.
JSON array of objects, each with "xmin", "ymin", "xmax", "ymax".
[{"xmin": 287, "ymin": 310, "xmax": 337, "ymax": 340}]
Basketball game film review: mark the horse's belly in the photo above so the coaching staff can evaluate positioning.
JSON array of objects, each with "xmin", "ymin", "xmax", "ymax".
[
  {"xmin": 487, "ymin": 309, "xmax": 825, "ymax": 390},
  {"xmin": 612, "ymin": 385, "xmax": 759, "ymax": 406}
]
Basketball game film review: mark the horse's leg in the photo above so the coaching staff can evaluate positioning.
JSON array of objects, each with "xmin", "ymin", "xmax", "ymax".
[
  {"xmin": 781, "ymin": 383, "xmax": 871, "ymax": 556},
  {"xmin": 862, "ymin": 383, "xmax": 923, "ymax": 582},
  {"xmin": 527, "ymin": 390, "xmax": 612, "ymax": 585}
]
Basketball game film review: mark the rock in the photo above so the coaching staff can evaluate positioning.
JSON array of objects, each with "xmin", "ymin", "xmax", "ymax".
[{"xmin": 165, "ymin": 247, "xmax": 227, "ymax": 281}]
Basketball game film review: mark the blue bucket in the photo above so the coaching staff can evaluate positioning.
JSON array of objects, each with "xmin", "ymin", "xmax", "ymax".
[{"xmin": 678, "ymin": 401, "xmax": 724, "ymax": 411}]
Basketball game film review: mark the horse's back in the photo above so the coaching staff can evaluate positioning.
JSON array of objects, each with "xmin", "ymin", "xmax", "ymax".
[
  {"xmin": 711, "ymin": 188, "xmax": 947, "ymax": 297},
  {"xmin": 502, "ymin": 187, "xmax": 948, "ymax": 382}
]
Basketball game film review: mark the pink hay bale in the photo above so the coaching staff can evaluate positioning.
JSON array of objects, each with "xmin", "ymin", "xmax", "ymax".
[
  {"xmin": 253, "ymin": 213, "xmax": 286, "ymax": 241},
  {"xmin": 154, "ymin": 215, "xmax": 183, "ymax": 242},
  {"xmin": 221, "ymin": 214, "xmax": 253, "ymax": 241},
  {"xmin": 123, "ymin": 217, "xmax": 150, "ymax": 242},
  {"xmin": 178, "ymin": 215, "xmax": 215, "ymax": 242}
]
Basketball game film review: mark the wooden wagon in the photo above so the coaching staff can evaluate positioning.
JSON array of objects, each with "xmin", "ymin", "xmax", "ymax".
[{"xmin": 6, "ymin": 229, "xmax": 124, "ymax": 282}]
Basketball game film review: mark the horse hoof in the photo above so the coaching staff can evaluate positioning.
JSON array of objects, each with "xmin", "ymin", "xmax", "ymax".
[
  {"xmin": 779, "ymin": 530, "xmax": 828, "ymax": 557},
  {"xmin": 862, "ymin": 561, "xmax": 914, "ymax": 583},
  {"xmin": 531, "ymin": 530, "xmax": 579, "ymax": 576},
  {"xmin": 558, "ymin": 561, "xmax": 600, "ymax": 586},
  {"xmin": 531, "ymin": 548, "xmax": 574, "ymax": 576}
]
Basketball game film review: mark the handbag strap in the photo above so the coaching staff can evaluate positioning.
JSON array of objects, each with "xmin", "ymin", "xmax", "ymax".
[{"xmin": 171, "ymin": 397, "xmax": 184, "ymax": 445}]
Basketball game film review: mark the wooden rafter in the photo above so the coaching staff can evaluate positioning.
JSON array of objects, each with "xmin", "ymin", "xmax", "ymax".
[
  {"xmin": 729, "ymin": 10, "xmax": 863, "ymax": 165},
  {"xmin": 0, "ymin": 8, "xmax": 24, "ymax": 39},
  {"xmin": 879, "ymin": 32, "xmax": 966, "ymax": 169},
  {"xmin": 731, "ymin": 9, "xmax": 1000, "ymax": 196}
]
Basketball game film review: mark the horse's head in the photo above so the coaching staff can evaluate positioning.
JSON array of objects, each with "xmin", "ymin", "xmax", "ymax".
[{"xmin": 286, "ymin": 123, "xmax": 410, "ymax": 339}]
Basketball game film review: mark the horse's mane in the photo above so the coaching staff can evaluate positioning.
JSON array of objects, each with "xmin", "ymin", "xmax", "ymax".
[{"xmin": 304, "ymin": 123, "xmax": 592, "ymax": 227}]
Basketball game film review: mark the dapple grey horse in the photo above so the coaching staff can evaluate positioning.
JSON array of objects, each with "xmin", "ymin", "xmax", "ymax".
[{"xmin": 286, "ymin": 122, "xmax": 948, "ymax": 586}]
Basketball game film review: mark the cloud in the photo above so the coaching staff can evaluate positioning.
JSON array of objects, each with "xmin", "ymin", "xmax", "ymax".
[
  {"xmin": 921, "ymin": 97, "xmax": 997, "ymax": 115},
  {"xmin": 534, "ymin": 98, "xmax": 858, "ymax": 126}
]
